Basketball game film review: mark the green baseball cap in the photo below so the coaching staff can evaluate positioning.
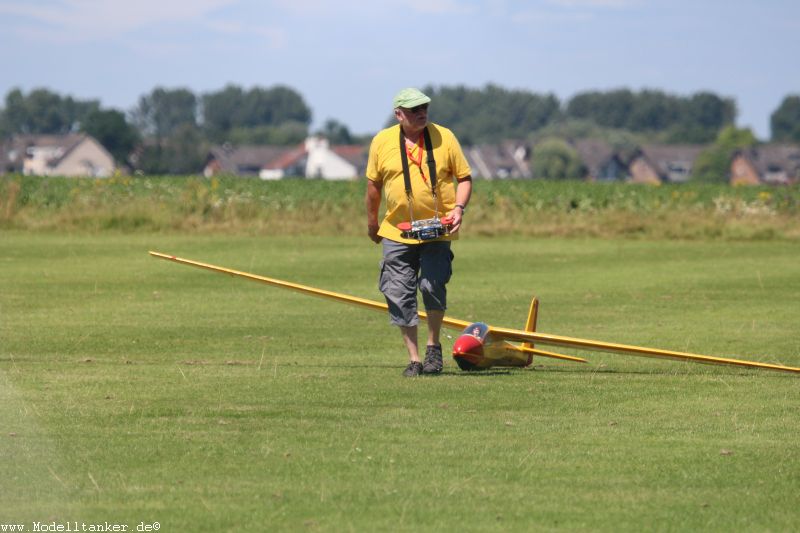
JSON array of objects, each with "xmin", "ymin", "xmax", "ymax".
[{"xmin": 393, "ymin": 87, "xmax": 431, "ymax": 109}]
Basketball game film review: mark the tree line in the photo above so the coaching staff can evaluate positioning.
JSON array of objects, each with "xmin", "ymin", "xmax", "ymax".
[
  {"xmin": 0, "ymin": 84, "xmax": 324, "ymax": 174},
  {"xmin": 1, "ymin": 84, "xmax": 799, "ymax": 176},
  {"xmin": 421, "ymin": 85, "xmax": 743, "ymax": 145}
]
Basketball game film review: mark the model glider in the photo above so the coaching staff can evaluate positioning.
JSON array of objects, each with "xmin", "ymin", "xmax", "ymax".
[{"xmin": 149, "ymin": 251, "xmax": 800, "ymax": 375}]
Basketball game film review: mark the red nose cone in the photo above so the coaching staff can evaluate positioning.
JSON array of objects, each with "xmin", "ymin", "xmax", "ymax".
[
  {"xmin": 452, "ymin": 334, "xmax": 485, "ymax": 370},
  {"xmin": 453, "ymin": 333, "xmax": 484, "ymax": 357}
]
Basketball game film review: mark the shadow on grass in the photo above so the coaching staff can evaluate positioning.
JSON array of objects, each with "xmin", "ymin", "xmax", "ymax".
[
  {"xmin": 529, "ymin": 363, "xmax": 797, "ymax": 378},
  {"xmin": 164, "ymin": 359, "xmax": 798, "ymax": 379},
  {"xmin": 446, "ymin": 369, "xmax": 514, "ymax": 377}
]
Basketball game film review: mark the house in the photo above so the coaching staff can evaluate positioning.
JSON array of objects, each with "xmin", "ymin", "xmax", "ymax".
[
  {"xmin": 260, "ymin": 145, "xmax": 308, "ymax": 180},
  {"xmin": 304, "ymin": 137, "xmax": 366, "ymax": 180},
  {"xmin": 465, "ymin": 141, "xmax": 531, "ymax": 179},
  {"xmin": 204, "ymin": 144, "xmax": 302, "ymax": 178},
  {"xmin": 628, "ymin": 144, "xmax": 705, "ymax": 184},
  {"xmin": 204, "ymin": 137, "xmax": 367, "ymax": 180},
  {"xmin": 0, "ymin": 139, "xmax": 18, "ymax": 174},
  {"xmin": 572, "ymin": 139, "xmax": 628, "ymax": 181},
  {"xmin": 1, "ymin": 134, "xmax": 115, "ymax": 177},
  {"xmin": 757, "ymin": 144, "xmax": 800, "ymax": 184},
  {"xmin": 731, "ymin": 144, "xmax": 800, "ymax": 185},
  {"xmin": 332, "ymin": 144, "xmax": 369, "ymax": 177},
  {"xmin": 729, "ymin": 150, "xmax": 761, "ymax": 186}
]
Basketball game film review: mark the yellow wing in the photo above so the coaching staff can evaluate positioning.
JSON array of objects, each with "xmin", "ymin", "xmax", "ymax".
[
  {"xmin": 149, "ymin": 252, "xmax": 799, "ymax": 375},
  {"xmin": 484, "ymin": 325, "xmax": 800, "ymax": 374}
]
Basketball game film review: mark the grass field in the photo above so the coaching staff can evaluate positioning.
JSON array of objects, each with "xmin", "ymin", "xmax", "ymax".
[{"xmin": 1, "ymin": 232, "xmax": 798, "ymax": 531}]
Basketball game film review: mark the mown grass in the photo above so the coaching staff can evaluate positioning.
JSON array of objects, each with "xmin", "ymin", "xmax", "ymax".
[
  {"xmin": 1, "ymin": 233, "xmax": 799, "ymax": 532},
  {"xmin": 2, "ymin": 174, "xmax": 799, "ymax": 239}
]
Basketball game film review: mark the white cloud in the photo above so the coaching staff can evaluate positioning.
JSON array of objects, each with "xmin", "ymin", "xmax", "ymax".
[{"xmin": 0, "ymin": 0, "xmax": 238, "ymax": 42}]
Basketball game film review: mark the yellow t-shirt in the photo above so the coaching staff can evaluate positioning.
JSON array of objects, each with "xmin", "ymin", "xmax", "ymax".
[{"xmin": 366, "ymin": 123, "xmax": 471, "ymax": 244}]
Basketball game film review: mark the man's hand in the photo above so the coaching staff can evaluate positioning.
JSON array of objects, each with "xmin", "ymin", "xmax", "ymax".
[
  {"xmin": 447, "ymin": 205, "xmax": 465, "ymax": 234},
  {"xmin": 449, "ymin": 177, "xmax": 472, "ymax": 235},
  {"xmin": 368, "ymin": 222, "xmax": 382, "ymax": 243}
]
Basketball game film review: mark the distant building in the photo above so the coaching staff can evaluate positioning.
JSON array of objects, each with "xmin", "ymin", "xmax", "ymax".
[
  {"xmin": 304, "ymin": 137, "xmax": 365, "ymax": 180},
  {"xmin": 204, "ymin": 144, "xmax": 299, "ymax": 178},
  {"xmin": 628, "ymin": 144, "xmax": 705, "ymax": 184},
  {"xmin": 260, "ymin": 145, "xmax": 308, "ymax": 180},
  {"xmin": 731, "ymin": 144, "xmax": 800, "ymax": 185},
  {"xmin": 465, "ymin": 141, "xmax": 531, "ymax": 179},
  {"xmin": 204, "ymin": 137, "xmax": 366, "ymax": 180},
  {"xmin": 572, "ymin": 139, "xmax": 628, "ymax": 181},
  {"xmin": 1, "ymin": 134, "xmax": 115, "ymax": 177},
  {"xmin": 729, "ymin": 151, "xmax": 761, "ymax": 186}
]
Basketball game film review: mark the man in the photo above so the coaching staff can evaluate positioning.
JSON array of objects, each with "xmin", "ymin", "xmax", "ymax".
[{"xmin": 365, "ymin": 87, "xmax": 473, "ymax": 377}]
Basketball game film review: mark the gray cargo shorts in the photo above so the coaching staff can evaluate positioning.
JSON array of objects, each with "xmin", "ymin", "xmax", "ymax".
[{"xmin": 378, "ymin": 239, "xmax": 454, "ymax": 327}]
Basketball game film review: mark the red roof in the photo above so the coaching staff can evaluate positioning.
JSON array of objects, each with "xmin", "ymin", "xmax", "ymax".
[
  {"xmin": 263, "ymin": 145, "xmax": 306, "ymax": 170},
  {"xmin": 332, "ymin": 145, "xmax": 367, "ymax": 166}
]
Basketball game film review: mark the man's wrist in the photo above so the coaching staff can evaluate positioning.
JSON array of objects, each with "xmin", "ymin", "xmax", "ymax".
[{"xmin": 455, "ymin": 204, "xmax": 466, "ymax": 214}]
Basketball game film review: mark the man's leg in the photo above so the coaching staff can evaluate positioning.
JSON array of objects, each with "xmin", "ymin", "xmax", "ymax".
[
  {"xmin": 379, "ymin": 240, "xmax": 423, "ymax": 375},
  {"xmin": 421, "ymin": 309, "xmax": 445, "ymax": 374},
  {"xmin": 400, "ymin": 324, "xmax": 423, "ymax": 377},
  {"xmin": 425, "ymin": 310, "xmax": 444, "ymax": 347},
  {"xmin": 419, "ymin": 242, "xmax": 453, "ymax": 374},
  {"xmin": 400, "ymin": 325, "xmax": 420, "ymax": 362}
]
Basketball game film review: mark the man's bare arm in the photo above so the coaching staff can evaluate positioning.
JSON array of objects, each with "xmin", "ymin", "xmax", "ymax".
[{"xmin": 365, "ymin": 179, "xmax": 383, "ymax": 243}]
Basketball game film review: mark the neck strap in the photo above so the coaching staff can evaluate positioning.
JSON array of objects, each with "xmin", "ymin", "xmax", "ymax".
[{"xmin": 399, "ymin": 126, "xmax": 437, "ymax": 197}]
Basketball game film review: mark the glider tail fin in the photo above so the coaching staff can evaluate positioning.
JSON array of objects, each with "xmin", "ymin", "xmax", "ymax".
[{"xmin": 512, "ymin": 296, "xmax": 584, "ymax": 365}]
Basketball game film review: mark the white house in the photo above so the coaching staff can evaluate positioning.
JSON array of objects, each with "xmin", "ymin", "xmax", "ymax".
[{"xmin": 304, "ymin": 137, "xmax": 360, "ymax": 180}]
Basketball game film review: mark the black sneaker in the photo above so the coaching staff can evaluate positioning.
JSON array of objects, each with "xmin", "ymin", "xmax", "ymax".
[
  {"xmin": 422, "ymin": 344, "xmax": 443, "ymax": 374},
  {"xmin": 403, "ymin": 361, "xmax": 423, "ymax": 377}
]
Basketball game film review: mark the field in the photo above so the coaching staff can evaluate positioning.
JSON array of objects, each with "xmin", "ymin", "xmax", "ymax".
[
  {"xmin": 2, "ymin": 227, "xmax": 799, "ymax": 531},
  {"xmin": 3, "ymin": 175, "xmax": 800, "ymax": 239}
]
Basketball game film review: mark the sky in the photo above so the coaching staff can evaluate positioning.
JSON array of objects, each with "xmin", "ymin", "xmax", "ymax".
[{"xmin": 1, "ymin": 0, "xmax": 798, "ymax": 140}]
